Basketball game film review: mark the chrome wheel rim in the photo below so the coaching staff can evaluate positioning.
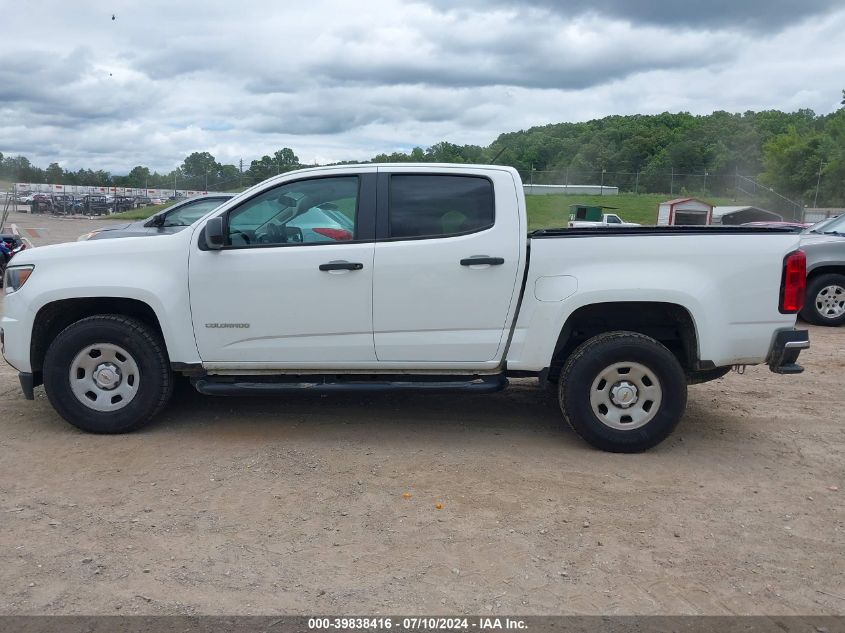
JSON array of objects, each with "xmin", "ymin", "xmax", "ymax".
[
  {"xmin": 69, "ymin": 343, "xmax": 140, "ymax": 412},
  {"xmin": 815, "ymin": 284, "xmax": 845, "ymax": 319},
  {"xmin": 589, "ymin": 361, "xmax": 662, "ymax": 430}
]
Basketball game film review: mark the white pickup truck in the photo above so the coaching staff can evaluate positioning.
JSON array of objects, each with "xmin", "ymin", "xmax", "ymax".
[
  {"xmin": 569, "ymin": 213, "xmax": 640, "ymax": 228},
  {"xmin": 1, "ymin": 164, "xmax": 810, "ymax": 452}
]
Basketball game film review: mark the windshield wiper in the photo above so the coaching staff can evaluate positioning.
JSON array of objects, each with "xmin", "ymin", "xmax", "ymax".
[{"xmin": 822, "ymin": 230, "xmax": 844, "ymax": 236}]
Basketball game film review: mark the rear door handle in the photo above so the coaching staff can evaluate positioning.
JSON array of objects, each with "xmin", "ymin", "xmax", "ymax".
[
  {"xmin": 460, "ymin": 256, "xmax": 505, "ymax": 266},
  {"xmin": 319, "ymin": 261, "xmax": 363, "ymax": 271}
]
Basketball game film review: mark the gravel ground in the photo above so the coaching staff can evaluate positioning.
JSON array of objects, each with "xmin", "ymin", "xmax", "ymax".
[{"xmin": 0, "ymin": 212, "xmax": 842, "ymax": 615}]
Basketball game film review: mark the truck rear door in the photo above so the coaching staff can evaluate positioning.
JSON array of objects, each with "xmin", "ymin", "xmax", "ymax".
[{"xmin": 372, "ymin": 167, "xmax": 524, "ymax": 363}]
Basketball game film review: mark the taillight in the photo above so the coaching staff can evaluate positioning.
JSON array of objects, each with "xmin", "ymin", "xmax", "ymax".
[
  {"xmin": 779, "ymin": 250, "xmax": 806, "ymax": 314},
  {"xmin": 312, "ymin": 227, "xmax": 353, "ymax": 241}
]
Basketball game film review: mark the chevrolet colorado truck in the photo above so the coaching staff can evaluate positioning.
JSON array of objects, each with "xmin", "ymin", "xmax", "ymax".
[{"xmin": 1, "ymin": 164, "xmax": 810, "ymax": 452}]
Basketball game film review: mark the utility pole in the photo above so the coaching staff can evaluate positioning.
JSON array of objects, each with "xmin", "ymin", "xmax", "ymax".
[
  {"xmin": 635, "ymin": 171, "xmax": 640, "ymax": 195},
  {"xmin": 600, "ymin": 168, "xmax": 606, "ymax": 195},
  {"xmin": 703, "ymin": 170, "xmax": 709, "ymax": 196},
  {"xmin": 813, "ymin": 161, "xmax": 824, "ymax": 208},
  {"xmin": 735, "ymin": 166, "xmax": 739, "ymax": 200},
  {"xmin": 670, "ymin": 166, "xmax": 674, "ymax": 196},
  {"xmin": 239, "ymin": 159, "xmax": 244, "ymax": 189}
]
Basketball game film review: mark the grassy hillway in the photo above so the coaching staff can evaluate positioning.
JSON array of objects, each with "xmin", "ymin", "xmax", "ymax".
[
  {"xmin": 526, "ymin": 193, "xmax": 736, "ymax": 229},
  {"xmin": 107, "ymin": 203, "xmax": 170, "ymax": 220},
  {"xmin": 106, "ymin": 193, "xmax": 741, "ymax": 229}
]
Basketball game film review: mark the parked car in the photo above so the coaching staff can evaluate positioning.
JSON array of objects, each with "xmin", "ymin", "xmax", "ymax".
[
  {"xmin": 50, "ymin": 194, "xmax": 75, "ymax": 215},
  {"xmin": 133, "ymin": 196, "xmax": 153, "ymax": 208},
  {"xmin": 78, "ymin": 194, "xmax": 235, "ymax": 241},
  {"xmin": 30, "ymin": 194, "xmax": 52, "ymax": 213},
  {"xmin": 112, "ymin": 196, "xmax": 136, "ymax": 213},
  {"xmin": 4, "ymin": 164, "xmax": 809, "ymax": 452},
  {"xmin": 798, "ymin": 214, "xmax": 845, "ymax": 326},
  {"xmin": 78, "ymin": 195, "xmax": 111, "ymax": 216},
  {"xmin": 0, "ymin": 234, "xmax": 28, "ymax": 286}
]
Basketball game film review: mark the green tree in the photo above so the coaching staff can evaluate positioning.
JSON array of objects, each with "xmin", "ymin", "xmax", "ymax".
[
  {"xmin": 245, "ymin": 148, "xmax": 299, "ymax": 184},
  {"xmin": 180, "ymin": 152, "xmax": 221, "ymax": 189},
  {"xmin": 273, "ymin": 148, "xmax": 299, "ymax": 170},
  {"xmin": 45, "ymin": 162, "xmax": 64, "ymax": 184},
  {"xmin": 217, "ymin": 164, "xmax": 240, "ymax": 190},
  {"xmin": 125, "ymin": 165, "xmax": 151, "ymax": 188}
]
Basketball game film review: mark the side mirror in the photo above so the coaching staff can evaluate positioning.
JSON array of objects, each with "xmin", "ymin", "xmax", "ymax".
[{"xmin": 205, "ymin": 217, "xmax": 225, "ymax": 249}]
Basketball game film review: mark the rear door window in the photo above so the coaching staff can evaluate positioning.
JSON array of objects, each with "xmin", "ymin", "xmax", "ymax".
[{"xmin": 388, "ymin": 175, "xmax": 494, "ymax": 239}]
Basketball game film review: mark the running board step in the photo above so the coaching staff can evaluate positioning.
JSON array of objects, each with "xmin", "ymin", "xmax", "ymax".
[{"xmin": 191, "ymin": 374, "xmax": 508, "ymax": 396}]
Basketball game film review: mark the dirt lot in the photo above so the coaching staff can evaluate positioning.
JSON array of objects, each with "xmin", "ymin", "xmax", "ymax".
[{"xmin": 0, "ymin": 212, "xmax": 843, "ymax": 615}]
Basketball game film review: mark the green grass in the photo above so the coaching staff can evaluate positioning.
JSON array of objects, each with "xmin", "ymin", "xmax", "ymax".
[
  {"xmin": 525, "ymin": 193, "xmax": 737, "ymax": 230},
  {"xmin": 105, "ymin": 203, "xmax": 171, "ymax": 220}
]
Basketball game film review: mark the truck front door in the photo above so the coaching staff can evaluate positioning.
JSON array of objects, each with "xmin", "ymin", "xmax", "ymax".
[{"xmin": 189, "ymin": 171, "xmax": 377, "ymax": 365}]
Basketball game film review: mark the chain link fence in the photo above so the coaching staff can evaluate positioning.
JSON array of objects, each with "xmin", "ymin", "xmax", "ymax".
[{"xmin": 516, "ymin": 169, "xmax": 808, "ymax": 220}]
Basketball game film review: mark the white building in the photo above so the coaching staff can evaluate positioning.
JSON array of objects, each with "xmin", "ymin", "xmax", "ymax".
[{"xmin": 657, "ymin": 198, "xmax": 713, "ymax": 226}]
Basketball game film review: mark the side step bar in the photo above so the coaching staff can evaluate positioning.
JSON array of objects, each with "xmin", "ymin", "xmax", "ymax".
[{"xmin": 192, "ymin": 374, "xmax": 508, "ymax": 396}]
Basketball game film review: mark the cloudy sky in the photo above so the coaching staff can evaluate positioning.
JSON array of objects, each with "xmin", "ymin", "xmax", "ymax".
[{"xmin": 2, "ymin": 0, "xmax": 844, "ymax": 173}]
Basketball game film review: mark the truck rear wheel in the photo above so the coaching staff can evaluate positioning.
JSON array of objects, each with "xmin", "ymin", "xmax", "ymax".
[
  {"xmin": 43, "ymin": 315, "xmax": 172, "ymax": 433},
  {"xmin": 800, "ymin": 273, "xmax": 845, "ymax": 326},
  {"xmin": 558, "ymin": 331, "xmax": 687, "ymax": 453}
]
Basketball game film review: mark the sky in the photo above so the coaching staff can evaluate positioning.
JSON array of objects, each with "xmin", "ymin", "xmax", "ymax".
[{"xmin": 1, "ymin": 0, "xmax": 844, "ymax": 174}]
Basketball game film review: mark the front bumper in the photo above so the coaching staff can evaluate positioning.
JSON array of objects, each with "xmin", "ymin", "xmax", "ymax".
[{"xmin": 767, "ymin": 329, "xmax": 810, "ymax": 374}]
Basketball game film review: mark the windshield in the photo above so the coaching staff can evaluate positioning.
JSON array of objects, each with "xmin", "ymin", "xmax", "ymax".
[
  {"xmin": 808, "ymin": 215, "xmax": 844, "ymax": 235},
  {"xmin": 159, "ymin": 198, "xmax": 230, "ymax": 227}
]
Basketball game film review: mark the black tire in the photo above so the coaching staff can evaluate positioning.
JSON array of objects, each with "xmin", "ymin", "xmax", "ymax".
[
  {"xmin": 558, "ymin": 331, "xmax": 687, "ymax": 453},
  {"xmin": 43, "ymin": 315, "xmax": 173, "ymax": 433},
  {"xmin": 800, "ymin": 273, "xmax": 845, "ymax": 327}
]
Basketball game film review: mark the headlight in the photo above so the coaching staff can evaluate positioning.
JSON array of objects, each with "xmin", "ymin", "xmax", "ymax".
[
  {"xmin": 77, "ymin": 231, "xmax": 100, "ymax": 241},
  {"xmin": 4, "ymin": 265, "xmax": 34, "ymax": 294}
]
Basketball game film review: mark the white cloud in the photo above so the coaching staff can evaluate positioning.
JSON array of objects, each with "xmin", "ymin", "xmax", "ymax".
[{"xmin": 0, "ymin": 0, "xmax": 843, "ymax": 173}]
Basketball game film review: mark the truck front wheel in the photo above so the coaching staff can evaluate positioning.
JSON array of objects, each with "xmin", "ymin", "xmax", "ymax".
[
  {"xmin": 558, "ymin": 331, "xmax": 687, "ymax": 453},
  {"xmin": 43, "ymin": 315, "xmax": 173, "ymax": 433}
]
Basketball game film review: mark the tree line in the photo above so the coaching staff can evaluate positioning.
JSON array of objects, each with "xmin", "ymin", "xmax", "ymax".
[
  {"xmin": 0, "ymin": 148, "xmax": 303, "ymax": 193},
  {"xmin": 2, "ymin": 104, "xmax": 843, "ymax": 206}
]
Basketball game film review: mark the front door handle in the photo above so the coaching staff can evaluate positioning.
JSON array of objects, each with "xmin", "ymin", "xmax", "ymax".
[
  {"xmin": 460, "ymin": 256, "xmax": 505, "ymax": 266},
  {"xmin": 319, "ymin": 261, "xmax": 364, "ymax": 271}
]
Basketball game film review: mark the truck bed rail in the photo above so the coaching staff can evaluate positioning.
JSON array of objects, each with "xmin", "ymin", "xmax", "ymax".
[{"xmin": 530, "ymin": 226, "xmax": 800, "ymax": 238}]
